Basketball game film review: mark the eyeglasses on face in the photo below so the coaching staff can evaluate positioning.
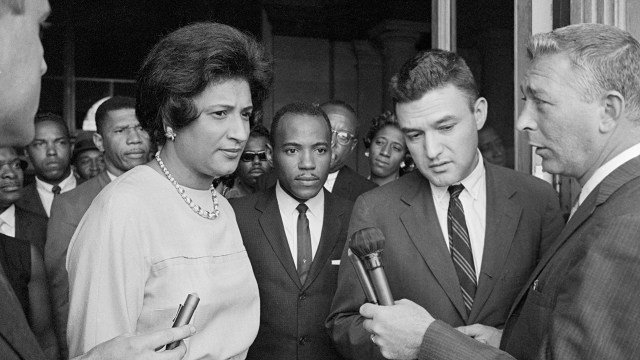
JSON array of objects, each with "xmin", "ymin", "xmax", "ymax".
[
  {"xmin": 331, "ymin": 129, "xmax": 355, "ymax": 146},
  {"xmin": 240, "ymin": 151, "xmax": 268, "ymax": 162}
]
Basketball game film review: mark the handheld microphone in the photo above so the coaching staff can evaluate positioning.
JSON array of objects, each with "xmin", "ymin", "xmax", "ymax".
[
  {"xmin": 349, "ymin": 227, "xmax": 394, "ymax": 306},
  {"xmin": 166, "ymin": 293, "xmax": 200, "ymax": 350},
  {"xmin": 347, "ymin": 248, "xmax": 378, "ymax": 304}
]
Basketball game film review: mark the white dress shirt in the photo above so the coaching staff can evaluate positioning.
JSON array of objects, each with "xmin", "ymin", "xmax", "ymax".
[
  {"xmin": 36, "ymin": 171, "xmax": 77, "ymax": 216},
  {"xmin": 430, "ymin": 152, "xmax": 487, "ymax": 281},
  {"xmin": 276, "ymin": 181, "xmax": 325, "ymax": 268},
  {"xmin": 0, "ymin": 204, "xmax": 16, "ymax": 237},
  {"xmin": 576, "ymin": 142, "xmax": 640, "ymax": 210},
  {"xmin": 324, "ymin": 171, "xmax": 339, "ymax": 192}
]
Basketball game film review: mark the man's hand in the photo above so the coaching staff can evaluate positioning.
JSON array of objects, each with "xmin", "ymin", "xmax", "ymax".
[
  {"xmin": 75, "ymin": 324, "xmax": 196, "ymax": 360},
  {"xmin": 360, "ymin": 299, "xmax": 435, "ymax": 360},
  {"xmin": 456, "ymin": 324, "xmax": 503, "ymax": 348}
]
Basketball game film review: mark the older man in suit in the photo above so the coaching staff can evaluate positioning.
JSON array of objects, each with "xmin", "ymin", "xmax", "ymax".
[
  {"xmin": 231, "ymin": 102, "xmax": 352, "ymax": 360},
  {"xmin": 357, "ymin": 24, "xmax": 640, "ymax": 360},
  {"xmin": 320, "ymin": 100, "xmax": 377, "ymax": 201},
  {"xmin": 327, "ymin": 49, "xmax": 565, "ymax": 360},
  {"xmin": 45, "ymin": 96, "xmax": 150, "ymax": 358}
]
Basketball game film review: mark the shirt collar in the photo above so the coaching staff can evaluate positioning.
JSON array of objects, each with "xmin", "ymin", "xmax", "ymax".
[
  {"xmin": 0, "ymin": 204, "xmax": 15, "ymax": 228},
  {"xmin": 275, "ymin": 180, "xmax": 325, "ymax": 218},
  {"xmin": 36, "ymin": 170, "xmax": 76, "ymax": 193},
  {"xmin": 106, "ymin": 171, "xmax": 118, "ymax": 181},
  {"xmin": 578, "ymin": 142, "xmax": 640, "ymax": 207},
  {"xmin": 430, "ymin": 150, "xmax": 486, "ymax": 203}
]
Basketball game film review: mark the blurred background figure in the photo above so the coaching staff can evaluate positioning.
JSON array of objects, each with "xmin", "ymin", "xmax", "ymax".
[
  {"xmin": 219, "ymin": 124, "xmax": 273, "ymax": 199},
  {"xmin": 478, "ymin": 125, "xmax": 508, "ymax": 167},
  {"xmin": 71, "ymin": 131, "xmax": 105, "ymax": 183},
  {"xmin": 364, "ymin": 111, "xmax": 408, "ymax": 186},
  {"xmin": 0, "ymin": 146, "xmax": 59, "ymax": 359}
]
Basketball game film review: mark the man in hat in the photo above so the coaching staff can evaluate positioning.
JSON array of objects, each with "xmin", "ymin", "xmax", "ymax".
[{"xmin": 72, "ymin": 131, "xmax": 105, "ymax": 183}]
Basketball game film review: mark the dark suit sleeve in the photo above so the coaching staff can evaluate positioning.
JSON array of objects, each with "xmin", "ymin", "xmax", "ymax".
[
  {"xmin": 326, "ymin": 194, "xmax": 384, "ymax": 360},
  {"xmin": 539, "ymin": 213, "xmax": 640, "ymax": 359},
  {"xmin": 44, "ymin": 197, "xmax": 75, "ymax": 359},
  {"xmin": 419, "ymin": 320, "xmax": 514, "ymax": 360}
]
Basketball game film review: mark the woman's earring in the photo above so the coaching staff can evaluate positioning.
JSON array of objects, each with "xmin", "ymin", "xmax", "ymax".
[
  {"xmin": 365, "ymin": 151, "xmax": 369, "ymax": 157},
  {"xmin": 165, "ymin": 127, "xmax": 176, "ymax": 141}
]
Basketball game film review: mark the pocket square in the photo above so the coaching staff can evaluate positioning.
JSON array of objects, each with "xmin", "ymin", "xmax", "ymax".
[{"xmin": 331, "ymin": 260, "xmax": 340, "ymax": 265}]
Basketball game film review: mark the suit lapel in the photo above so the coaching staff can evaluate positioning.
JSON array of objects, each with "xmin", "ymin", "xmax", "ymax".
[
  {"xmin": 399, "ymin": 173, "xmax": 468, "ymax": 321},
  {"xmin": 302, "ymin": 190, "xmax": 343, "ymax": 289},
  {"xmin": 257, "ymin": 189, "xmax": 303, "ymax": 288},
  {"xmin": 469, "ymin": 164, "xmax": 522, "ymax": 322},
  {"xmin": 332, "ymin": 167, "xmax": 351, "ymax": 199},
  {"xmin": 18, "ymin": 184, "xmax": 47, "ymax": 218}
]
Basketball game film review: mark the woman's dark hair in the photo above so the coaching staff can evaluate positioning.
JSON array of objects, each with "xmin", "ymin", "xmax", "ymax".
[
  {"xmin": 363, "ymin": 111, "xmax": 401, "ymax": 149},
  {"xmin": 136, "ymin": 22, "xmax": 273, "ymax": 145}
]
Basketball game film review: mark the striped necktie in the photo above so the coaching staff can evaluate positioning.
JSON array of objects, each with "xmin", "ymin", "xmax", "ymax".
[{"xmin": 447, "ymin": 184, "xmax": 477, "ymax": 315}]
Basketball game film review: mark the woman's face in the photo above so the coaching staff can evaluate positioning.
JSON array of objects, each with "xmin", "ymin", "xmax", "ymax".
[
  {"xmin": 174, "ymin": 78, "xmax": 253, "ymax": 182},
  {"xmin": 368, "ymin": 125, "xmax": 406, "ymax": 179}
]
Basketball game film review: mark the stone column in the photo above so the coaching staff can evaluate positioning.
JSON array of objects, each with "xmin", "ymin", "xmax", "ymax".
[{"xmin": 370, "ymin": 20, "xmax": 429, "ymax": 110}]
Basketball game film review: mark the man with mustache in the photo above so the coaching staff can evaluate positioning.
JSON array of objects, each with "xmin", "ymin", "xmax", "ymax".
[
  {"xmin": 222, "ymin": 124, "xmax": 273, "ymax": 198},
  {"xmin": 0, "ymin": 146, "xmax": 58, "ymax": 358},
  {"xmin": 320, "ymin": 100, "xmax": 377, "ymax": 202},
  {"xmin": 45, "ymin": 96, "xmax": 150, "ymax": 359},
  {"xmin": 327, "ymin": 49, "xmax": 565, "ymax": 360},
  {"xmin": 231, "ymin": 102, "xmax": 352, "ymax": 360},
  {"xmin": 18, "ymin": 113, "xmax": 75, "ymax": 218}
]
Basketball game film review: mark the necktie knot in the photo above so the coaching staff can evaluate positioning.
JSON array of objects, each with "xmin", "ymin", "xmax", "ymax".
[
  {"xmin": 448, "ymin": 184, "xmax": 464, "ymax": 199},
  {"xmin": 52, "ymin": 185, "xmax": 61, "ymax": 195},
  {"xmin": 296, "ymin": 203, "xmax": 308, "ymax": 215}
]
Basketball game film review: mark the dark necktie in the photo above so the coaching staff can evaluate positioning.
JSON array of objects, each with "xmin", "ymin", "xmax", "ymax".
[
  {"xmin": 447, "ymin": 184, "xmax": 477, "ymax": 315},
  {"xmin": 296, "ymin": 203, "xmax": 312, "ymax": 284},
  {"xmin": 52, "ymin": 185, "xmax": 61, "ymax": 196}
]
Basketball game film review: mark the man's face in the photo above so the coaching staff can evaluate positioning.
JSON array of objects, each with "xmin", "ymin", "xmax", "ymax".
[
  {"xmin": 237, "ymin": 135, "xmax": 272, "ymax": 187},
  {"xmin": 94, "ymin": 108, "xmax": 150, "ymax": 177},
  {"xmin": 26, "ymin": 120, "xmax": 72, "ymax": 184},
  {"xmin": 274, "ymin": 113, "xmax": 331, "ymax": 201},
  {"xmin": 0, "ymin": 147, "xmax": 24, "ymax": 207},
  {"xmin": 74, "ymin": 149, "xmax": 105, "ymax": 181},
  {"xmin": 396, "ymin": 84, "xmax": 486, "ymax": 187},
  {"xmin": 323, "ymin": 105, "xmax": 358, "ymax": 173},
  {"xmin": 478, "ymin": 127, "xmax": 506, "ymax": 166},
  {"xmin": 517, "ymin": 53, "xmax": 602, "ymax": 184},
  {"xmin": 0, "ymin": 0, "xmax": 50, "ymax": 146}
]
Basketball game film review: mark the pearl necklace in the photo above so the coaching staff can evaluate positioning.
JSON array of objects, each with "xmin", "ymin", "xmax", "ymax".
[{"xmin": 155, "ymin": 151, "xmax": 220, "ymax": 220}]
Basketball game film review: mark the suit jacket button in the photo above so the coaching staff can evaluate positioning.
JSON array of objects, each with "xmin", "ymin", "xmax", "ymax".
[
  {"xmin": 298, "ymin": 293, "xmax": 306, "ymax": 300},
  {"xmin": 299, "ymin": 336, "xmax": 307, "ymax": 345}
]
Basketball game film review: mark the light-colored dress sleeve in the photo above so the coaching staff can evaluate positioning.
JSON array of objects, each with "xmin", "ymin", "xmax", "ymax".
[{"xmin": 66, "ymin": 188, "xmax": 150, "ymax": 357}]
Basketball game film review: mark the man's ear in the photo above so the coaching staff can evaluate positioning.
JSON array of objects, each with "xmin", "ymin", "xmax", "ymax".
[
  {"xmin": 266, "ymin": 143, "xmax": 274, "ymax": 168},
  {"xmin": 600, "ymin": 90, "xmax": 624, "ymax": 133},
  {"xmin": 93, "ymin": 132, "xmax": 105, "ymax": 153},
  {"xmin": 474, "ymin": 97, "xmax": 488, "ymax": 130}
]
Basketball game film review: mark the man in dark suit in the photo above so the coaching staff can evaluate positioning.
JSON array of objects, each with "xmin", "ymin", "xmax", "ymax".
[
  {"xmin": 45, "ymin": 96, "xmax": 150, "ymax": 359},
  {"xmin": 320, "ymin": 100, "xmax": 377, "ymax": 201},
  {"xmin": 327, "ymin": 49, "xmax": 565, "ymax": 360},
  {"xmin": 357, "ymin": 24, "xmax": 640, "ymax": 360},
  {"xmin": 231, "ymin": 102, "xmax": 352, "ymax": 360},
  {"xmin": 18, "ymin": 113, "xmax": 75, "ymax": 218}
]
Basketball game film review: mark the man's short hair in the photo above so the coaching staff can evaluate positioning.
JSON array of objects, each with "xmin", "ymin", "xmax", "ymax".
[
  {"xmin": 34, "ymin": 112, "xmax": 70, "ymax": 139},
  {"xmin": 95, "ymin": 96, "xmax": 136, "ymax": 135},
  {"xmin": 270, "ymin": 102, "xmax": 331, "ymax": 145},
  {"xmin": 527, "ymin": 23, "xmax": 640, "ymax": 121},
  {"xmin": 0, "ymin": 0, "xmax": 24, "ymax": 15},
  {"xmin": 389, "ymin": 49, "xmax": 479, "ymax": 110},
  {"xmin": 136, "ymin": 22, "xmax": 273, "ymax": 146},
  {"xmin": 249, "ymin": 124, "xmax": 270, "ymax": 142}
]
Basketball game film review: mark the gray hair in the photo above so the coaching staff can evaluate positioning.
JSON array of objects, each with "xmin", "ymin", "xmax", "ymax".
[{"xmin": 528, "ymin": 23, "xmax": 640, "ymax": 120}]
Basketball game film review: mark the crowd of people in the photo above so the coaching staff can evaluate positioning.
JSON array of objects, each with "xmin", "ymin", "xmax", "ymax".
[{"xmin": 2, "ymin": 0, "xmax": 640, "ymax": 360}]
